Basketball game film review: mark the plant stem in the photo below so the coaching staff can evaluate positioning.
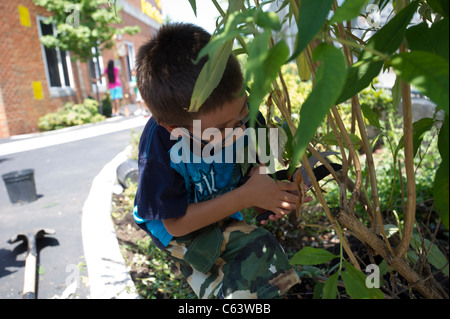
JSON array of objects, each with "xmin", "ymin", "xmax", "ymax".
[
  {"xmin": 398, "ymin": 159, "xmax": 406, "ymax": 216},
  {"xmin": 211, "ymin": 0, "xmax": 226, "ymax": 17},
  {"xmin": 307, "ymin": 144, "xmax": 341, "ymax": 182},
  {"xmin": 333, "ymin": 18, "xmax": 393, "ymax": 254},
  {"xmin": 301, "ymin": 153, "xmax": 361, "ymax": 270},
  {"xmin": 332, "ymin": 20, "xmax": 364, "ymax": 214},
  {"xmin": 394, "ymin": 1, "xmax": 415, "ymax": 258},
  {"xmin": 352, "ymin": 98, "xmax": 385, "ymax": 234},
  {"xmin": 330, "ymin": 107, "xmax": 363, "ymax": 213},
  {"xmin": 322, "ymin": 35, "xmax": 389, "ymax": 61},
  {"xmin": 270, "ymin": 83, "xmax": 296, "ymax": 136},
  {"xmin": 211, "ymin": 0, "xmax": 249, "ymax": 51},
  {"xmin": 336, "ymin": 223, "xmax": 344, "ymax": 274},
  {"xmin": 278, "ymin": 71, "xmax": 292, "ymax": 114},
  {"xmin": 334, "ymin": 210, "xmax": 443, "ymax": 299},
  {"xmin": 326, "ymin": 113, "xmax": 351, "ymax": 212},
  {"xmin": 289, "ymin": 0, "xmax": 299, "ymax": 21},
  {"xmin": 395, "ymin": 45, "xmax": 416, "ymax": 258}
]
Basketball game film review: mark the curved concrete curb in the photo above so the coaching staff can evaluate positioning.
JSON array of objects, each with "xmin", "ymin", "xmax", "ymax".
[{"xmin": 81, "ymin": 146, "xmax": 139, "ymax": 299}]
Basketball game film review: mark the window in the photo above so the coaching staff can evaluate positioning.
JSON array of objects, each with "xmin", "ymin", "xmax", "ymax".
[
  {"xmin": 37, "ymin": 16, "xmax": 74, "ymax": 96},
  {"xmin": 124, "ymin": 41, "xmax": 136, "ymax": 82},
  {"xmin": 89, "ymin": 46, "xmax": 106, "ymax": 93}
]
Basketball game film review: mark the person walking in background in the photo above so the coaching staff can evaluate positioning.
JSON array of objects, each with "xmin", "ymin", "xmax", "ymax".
[
  {"xmin": 130, "ymin": 69, "xmax": 148, "ymax": 116},
  {"xmin": 105, "ymin": 60, "xmax": 123, "ymax": 116}
]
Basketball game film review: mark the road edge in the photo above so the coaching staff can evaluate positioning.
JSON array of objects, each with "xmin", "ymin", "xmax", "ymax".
[{"xmin": 81, "ymin": 145, "xmax": 139, "ymax": 299}]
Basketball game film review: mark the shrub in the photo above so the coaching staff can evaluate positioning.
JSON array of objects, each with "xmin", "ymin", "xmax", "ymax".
[
  {"xmin": 190, "ymin": 0, "xmax": 448, "ymax": 299},
  {"xmin": 38, "ymin": 98, "xmax": 106, "ymax": 131},
  {"xmin": 101, "ymin": 92, "xmax": 112, "ymax": 118}
]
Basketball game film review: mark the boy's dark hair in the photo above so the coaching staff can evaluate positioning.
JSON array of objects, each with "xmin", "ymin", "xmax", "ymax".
[{"xmin": 136, "ymin": 23, "xmax": 243, "ymax": 126}]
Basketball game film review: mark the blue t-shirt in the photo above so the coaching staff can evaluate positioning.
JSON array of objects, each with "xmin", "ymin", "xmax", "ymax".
[{"xmin": 134, "ymin": 116, "xmax": 262, "ymax": 250}]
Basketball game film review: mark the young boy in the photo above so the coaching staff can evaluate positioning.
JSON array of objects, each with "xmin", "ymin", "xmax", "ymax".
[{"xmin": 134, "ymin": 23, "xmax": 301, "ymax": 299}]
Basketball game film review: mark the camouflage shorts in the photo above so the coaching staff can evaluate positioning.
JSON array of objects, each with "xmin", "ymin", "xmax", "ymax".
[{"xmin": 165, "ymin": 218, "xmax": 300, "ymax": 299}]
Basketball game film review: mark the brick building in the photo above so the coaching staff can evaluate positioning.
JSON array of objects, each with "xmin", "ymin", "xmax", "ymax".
[{"xmin": 0, "ymin": 0, "xmax": 162, "ymax": 138}]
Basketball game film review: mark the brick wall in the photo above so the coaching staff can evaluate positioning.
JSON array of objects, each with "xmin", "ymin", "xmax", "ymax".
[
  {"xmin": 0, "ymin": 0, "xmax": 78, "ymax": 137},
  {"xmin": 0, "ymin": 0, "xmax": 160, "ymax": 138}
]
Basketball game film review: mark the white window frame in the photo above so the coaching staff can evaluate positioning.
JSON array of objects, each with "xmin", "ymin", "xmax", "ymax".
[
  {"xmin": 90, "ymin": 46, "xmax": 107, "ymax": 94},
  {"xmin": 124, "ymin": 40, "xmax": 136, "ymax": 83},
  {"xmin": 37, "ymin": 15, "xmax": 75, "ymax": 97}
]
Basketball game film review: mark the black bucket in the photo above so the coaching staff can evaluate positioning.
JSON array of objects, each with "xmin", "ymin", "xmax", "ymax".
[
  {"xmin": 2, "ymin": 169, "xmax": 38, "ymax": 205},
  {"xmin": 116, "ymin": 159, "xmax": 139, "ymax": 188}
]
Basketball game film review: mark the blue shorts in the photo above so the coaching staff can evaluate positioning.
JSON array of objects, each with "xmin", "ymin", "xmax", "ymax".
[{"xmin": 110, "ymin": 87, "xmax": 123, "ymax": 100}]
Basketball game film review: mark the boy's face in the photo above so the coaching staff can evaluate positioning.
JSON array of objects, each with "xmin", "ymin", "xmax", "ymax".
[{"xmin": 187, "ymin": 94, "xmax": 249, "ymax": 145}]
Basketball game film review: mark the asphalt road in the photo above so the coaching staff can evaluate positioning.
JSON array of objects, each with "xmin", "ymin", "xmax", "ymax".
[{"xmin": 0, "ymin": 116, "xmax": 146, "ymax": 299}]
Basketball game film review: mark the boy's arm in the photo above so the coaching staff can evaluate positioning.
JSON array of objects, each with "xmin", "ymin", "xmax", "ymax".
[{"xmin": 163, "ymin": 166, "xmax": 299, "ymax": 237}]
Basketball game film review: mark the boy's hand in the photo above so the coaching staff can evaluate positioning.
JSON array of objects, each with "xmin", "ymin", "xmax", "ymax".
[
  {"xmin": 253, "ymin": 184, "xmax": 313, "ymax": 225},
  {"xmin": 242, "ymin": 165, "xmax": 302, "ymax": 223}
]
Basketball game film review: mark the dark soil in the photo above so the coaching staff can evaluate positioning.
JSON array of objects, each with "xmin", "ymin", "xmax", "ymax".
[{"xmin": 111, "ymin": 193, "xmax": 150, "ymax": 284}]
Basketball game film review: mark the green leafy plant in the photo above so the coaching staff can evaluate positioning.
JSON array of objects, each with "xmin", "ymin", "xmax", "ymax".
[
  {"xmin": 131, "ymin": 237, "xmax": 196, "ymax": 299},
  {"xmin": 101, "ymin": 91, "xmax": 113, "ymax": 118},
  {"xmin": 32, "ymin": 0, "xmax": 141, "ymax": 99},
  {"xmin": 187, "ymin": 0, "xmax": 449, "ymax": 299},
  {"xmin": 112, "ymin": 182, "xmax": 196, "ymax": 299},
  {"xmin": 290, "ymin": 246, "xmax": 385, "ymax": 299},
  {"xmin": 38, "ymin": 98, "xmax": 105, "ymax": 131},
  {"xmin": 32, "ymin": 0, "xmax": 140, "ymax": 60}
]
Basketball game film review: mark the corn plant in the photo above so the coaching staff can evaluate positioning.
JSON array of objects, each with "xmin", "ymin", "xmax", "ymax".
[{"xmin": 188, "ymin": 0, "xmax": 448, "ymax": 299}]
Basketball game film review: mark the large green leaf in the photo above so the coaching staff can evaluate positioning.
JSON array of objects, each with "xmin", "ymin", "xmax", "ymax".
[
  {"xmin": 288, "ymin": 0, "xmax": 333, "ymax": 61},
  {"xmin": 341, "ymin": 261, "xmax": 384, "ymax": 299},
  {"xmin": 434, "ymin": 162, "xmax": 449, "ymax": 229},
  {"xmin": 291, "ymin": 44, "xmax": 347, "ymax": 169},
  {"xmin": 434, "ymin": 114, "xmax": 449, "ymax": 229},
  {"xmin": 194, "ymin": 9, "xmax": 255, "ymax": 65},
  {"xmin": 330, "ymin": 0, "xmax": 370, "ymax": 24},
  {"xmin": 228, "ymin": 0, "xmax": 245, "ymax": 13},
  {"xmin": 313, "ymin": 282, "xmax": 325, "ymax": 299},
  {"xmin": 290, "ymin": 247, "xmax": 338, "ymax": 266},
  {"xmin": 247, "ymin": 34, "xmax": 290, "ymax": 126},
  {"xmin": 411, "ymin": 232, "xmax": 449, "ymax": 276},
  {"xmin": 187, "ymin": 0, "xmax": 197, "ymax": 16},
  {"xmin": 189, "ymin": 40, "xmax": 234, "ymax": 112},
  {"xmin": 361, "ymin": 102, "xmax": 382, "ymax": 129},
  {"xmin": 405, "ymin": 19, "xmax": 449, "ymax": 62},
  {"xmin": 322, "ymin": 131, "xmax": 363, "ymax": 151},
  {"xmin": 254, "ymin": 9, "xmax": 281, "ymax": 31},
  {"xmin": 394, "ymin": 117, "xmax": 436, "ymax": 160},
  {"xmin": 322, "ymin": 273, "xmax": 339, "ymax": 299},
  {"xmin": 337, "ymin": 1, "xmax": 420, "ymax": 104},
  {"xmin": 388, "ymin": 51, "xmax": 449, "ymax": 116},
  {"xmin": 426, "ymin": 0, "xmax": 449, "ymax": 18}
]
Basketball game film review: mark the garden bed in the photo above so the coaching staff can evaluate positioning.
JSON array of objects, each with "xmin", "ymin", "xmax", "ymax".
[
  {"xmin": 111, "ymin": 177, "xmax": 448, "ymax": 300},
  {"xmin": 111, "ymin": 130, "xmax": 448, "ymax": 299},
  {"xmin": 111, "ymin": 187, "xmax": 363, "ymax": 299}
]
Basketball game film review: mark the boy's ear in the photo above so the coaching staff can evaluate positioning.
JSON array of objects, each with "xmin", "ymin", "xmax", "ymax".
[{"xmin": 161, "ymin": 124, "xmax": 178, "ymax": 133}]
